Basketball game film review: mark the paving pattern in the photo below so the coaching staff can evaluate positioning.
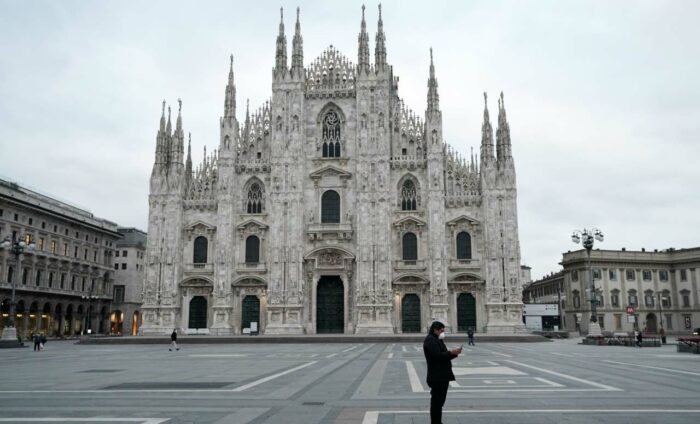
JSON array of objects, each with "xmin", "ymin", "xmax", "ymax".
[{"xmin": 0, "ymin": 338, "xmax": 699, "ymax": 423}]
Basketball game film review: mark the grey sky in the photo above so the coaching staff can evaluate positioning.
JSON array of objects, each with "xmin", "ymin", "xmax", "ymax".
[{"xmin": 1, "ymin": 0, "xmax": 698, "ymax": 280}]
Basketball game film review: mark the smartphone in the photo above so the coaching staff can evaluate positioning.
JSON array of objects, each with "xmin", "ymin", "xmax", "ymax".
[{"xmin": 459, "ymin": 344, "xmax": 463, "ymax": 349}]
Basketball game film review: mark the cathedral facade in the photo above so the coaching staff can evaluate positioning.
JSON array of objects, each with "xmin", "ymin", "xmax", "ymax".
[{"xmin": 140, "ymin": 6, "xmax": 526, "ymax": 336}]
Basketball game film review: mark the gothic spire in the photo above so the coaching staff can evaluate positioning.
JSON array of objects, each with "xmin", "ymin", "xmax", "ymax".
[
  {"xmin": 496, "ymin": 91, "xmax": 512, "ymax": 162},
  {"xmin": 375, "ymin": 4, "xmax": 387, "ymax": 70},
  {"xmin": 275, "ymin": 7, "xmax": 288, "ymax": 77},
  {"xmin": 291, "ymin": 7, "xmax": 304, "ymax": 77},
  {"xmin": 159, "ymin": 100, "xmax": 166, "ymax": 132},
  {"xmin": 185, "ymin": 133, "xmax": 192, "ymax": 181},
  {"xmin": 166, "ymin": 105, "xmax": 172, "ymax": 135},
  {"xmin": 224, "ymin": 54, "xmax": 236, "ymax": 122},
  {"xmin": 480, "ymin": 92, "xmax": 495, "ymax": 163},
  {"xmin": 175, "ymin": 98, "xmax": 183, "ymax": 133},
  {"xmin": 244, "ymin": 98, "xmax": 250, "ymax": 143},
  {"xmin": 426, "ymin": 48, "xmax": 440, "ymax": 116},
  {"xmin": 357, "ymin": 5, "xmax": 370, "ymax": 73},
  {"xmin": 154, "ymin": 100, "xmax": 166, "ymax": 168}
]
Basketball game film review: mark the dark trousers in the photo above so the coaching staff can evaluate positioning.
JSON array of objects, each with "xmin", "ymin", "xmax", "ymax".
[
  {"xmin": 468, "ymin": 336, "xmax": 474, "ymax": 346},
  {"xmin": 428, "ymin": 381, "xmax": 450, "ymax": 424}
]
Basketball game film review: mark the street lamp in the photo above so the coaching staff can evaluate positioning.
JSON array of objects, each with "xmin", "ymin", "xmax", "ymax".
[
  {"xmin": 81, "ymin": 283, "xmax": 98, "ymax": 335},
  {"xmin": 571, "ymin": 228, "xmax": 604, "ymax": 331},
  {"xmin": 0, "ymin": 235, "xmax": 36, "ymax": 342},
  {"xmin": 656, "ymin": 291, "xmax": 667, "ymax": 342}
]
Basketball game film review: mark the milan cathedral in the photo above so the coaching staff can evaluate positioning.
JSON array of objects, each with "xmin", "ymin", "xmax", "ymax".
[{"xmin": 140, "ymin": 6, "xmax": 526, "ymax": 335}]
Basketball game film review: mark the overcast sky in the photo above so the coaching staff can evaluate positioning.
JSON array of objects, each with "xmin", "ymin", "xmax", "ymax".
[{"xmin": 1, "ymin": 0, "xmax": 698, "ymax": 280}]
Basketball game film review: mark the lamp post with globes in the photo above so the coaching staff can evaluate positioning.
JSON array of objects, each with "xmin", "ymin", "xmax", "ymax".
[
  {"xmin": 81, "ymin": 281, "xmax": 98, "ymax": 336},
  {"xmin": 1, "ymin": 235, "xmax": 36, "ymax": 343},
  {"xmin": 571, "ymin": 228, "xmax": 604, "ymax": 334}
]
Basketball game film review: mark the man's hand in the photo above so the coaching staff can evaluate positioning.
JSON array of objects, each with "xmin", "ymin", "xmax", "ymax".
[{"xmin": 450, "ymin": 347, "xmax": 462, "ymax": 356}]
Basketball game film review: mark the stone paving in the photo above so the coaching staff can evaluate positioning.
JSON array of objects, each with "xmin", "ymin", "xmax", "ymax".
[{"xmin": 0, "ymin": 338, "xmax": 699, "ymax": 423}]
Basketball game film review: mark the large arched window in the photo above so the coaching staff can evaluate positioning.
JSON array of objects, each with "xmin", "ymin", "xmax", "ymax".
[
  {"xmin": 322, "ymin": 111, "xmax": 341, "ymax": 158},
  {"xmin": 401, "ymin": 180, "xmax": 417, "ymax": 211},
  {"xmin": 402, "ymin": 232, "xmax": 418, "ymax": 261},
  {"xmin": 321, "ymin": 190, "xmax": 340, "ymax": 223},
  {"xmin": 245, "ymin": 235, "xmax": 260, "ymax": 264},
  {"xmin": 246, "ymin": 182, "xmax": 264, "ymax": 214},
  {"xmin": 193, "ymin": 236, "xmax": 208, "ymax": 264},
  {"xmin": 456, "ymin": 232, "xmax": 472, "ymax": 259}
]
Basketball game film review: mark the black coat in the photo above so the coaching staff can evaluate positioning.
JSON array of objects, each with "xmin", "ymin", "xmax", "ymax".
[
  {"xmin": 171, "ymin": 331, "xmax": 177, "ymax": 341},
  {"xmin": 423, "ymin": 332, "xmax": 456, "ymax": 384}
]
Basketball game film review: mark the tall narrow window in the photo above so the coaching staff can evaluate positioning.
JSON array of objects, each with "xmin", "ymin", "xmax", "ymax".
[
  {"xmin": 400, "ymin": 180, "xmax": 417, "ymax": 211},
  {"xmin": 322, "ymin": 111, "xmax": 341, "ymax": 158},
  {"xmin": 402, "ymin": 232, "xmax": 418, "ymax": 261},
  {"xmin": 321, "ymin": 190, "xmax": 340, "ymax": 223},
  {"xmin": 245, "ymin": 236, "xmax": 260, "ymax": 264},
  {"xmin": 246, "ymin": 183, "xmax": 264, "ymax": 214},
  {"xmin": 193, "ymin": 236, "xmax": 208, "ymax": 264},
  {"xmin": 456, "ymin": 232, "xmax": 472, "ymax": 260}
]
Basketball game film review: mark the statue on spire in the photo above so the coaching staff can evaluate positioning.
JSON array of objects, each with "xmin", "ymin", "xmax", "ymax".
[
  {"xmin": 357, "ymin": 4, "xmax": 370, "ymax": 73},
  {"xmin": 291, "ymin": 6, "xmax": 304, "ymax": 77},
  {"xmin": 274, "ymin": 7, "xmax": 288, "ymax": 77},
  {"xmin": 375, "ymin": 3, "xmax": 387, "ymax": 70}
]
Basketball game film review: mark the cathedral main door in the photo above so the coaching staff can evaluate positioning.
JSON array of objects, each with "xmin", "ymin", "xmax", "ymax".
[
  {"xmin": 316, "ymin": 276, "xmax": 344, "ymax": 333},
  {"xmin": 457, "ymin": 293, "xmax": 477, "ymax": 332},
  {"xmin": 241, "ymin": 295, "xmax": 260, "ymax": 331},
  {"xmin": 401, "ymin": 294, "xmax": 421, "ymax": 333},
  {"xmin": 188, "ymin": 296, "xmax": 207, "ymax": 329}
]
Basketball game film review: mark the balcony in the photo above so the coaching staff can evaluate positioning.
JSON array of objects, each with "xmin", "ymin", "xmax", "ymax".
[
  {"xmin": 390, "ymin": 155, "xmax": 426, "ymax": 170},
  {"xmin": 448, "ymin": 259, "xmax": 480, "ymax": 271},
  {"xmin": 393, "ymin": 259, "xmax": 427, "ymax": 271},
  {"xmin": 235, "ymin": 262, "xmax": 267, "ymax": 274},
  {"xmin": 306, "ymin": 222, "xmax": 353, "ymax": 242},
  {"xmin": 184, "ymin": 263, "xmax": 214, "ymax": 275}
]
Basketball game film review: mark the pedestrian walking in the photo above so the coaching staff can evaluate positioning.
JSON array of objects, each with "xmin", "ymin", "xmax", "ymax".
[
  {"xmin": 33, "ymin": 333, "xmax": 42, "ymax": 352},
  {"xmin": 636, "ymin": 329, "xmax": 643, "ymax": 347},
  {"xmin": 659, "ymin": 327, "xmax": 667, "ymax": 345},
  {"xmin": 169, "ymin": 329, "xmax": 180, "ymax": 351},
  {"xmin": 423, "ymin": 320, "xmax": 462, "ymax": 424},
  {"xmin": 40, "ymin": 334, "xmax": 46, "ymax": 350},
  {"xmin": 467, "ymin": 327, "xmax": 475, "ymax": 346}
]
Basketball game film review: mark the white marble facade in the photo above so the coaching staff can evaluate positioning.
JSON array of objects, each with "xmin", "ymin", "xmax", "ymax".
[{"xmin": 139, "ymin": 6, "xmax": 526, "ymax": 335}]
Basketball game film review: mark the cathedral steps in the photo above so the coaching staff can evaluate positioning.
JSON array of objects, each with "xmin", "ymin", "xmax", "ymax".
[{"xmin": 79, "ymin": 333, "xmax": 550, "ymax": 345}]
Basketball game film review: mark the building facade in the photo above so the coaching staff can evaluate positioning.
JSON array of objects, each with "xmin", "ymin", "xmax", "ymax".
[
  {"xmin": 140, "ymin": 6, "xmax": 526, "ymax": 335},
  {"xmin": 0, "ymin": 178, "xmax": 120, "ymax": 339},
  {"xmin": 531, "ymin": 248, "xmax": 700, "ymax": 335},
  {"xmin": 112, "ymin": 227, "xmax": 146, "ymax": 336}
]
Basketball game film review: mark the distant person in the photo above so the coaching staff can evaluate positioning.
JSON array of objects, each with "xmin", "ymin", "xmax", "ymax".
[
  {"xmin": 636, "ymin": 330, "xmax": 643, "ymax": 348},
  {"xmin": 423, "ymin": 320, "xmax": 462, "ymax": 424},
  {"xmin": 467, "ymin": 327, "xmax": 475, "ymax": 346},
  {"xmin": 40, "ymin": 334, "xmax": 47, "ymax": 350},
  {"xmin": 169, "ymin": 329, "xmax": 180, "ymax": 351},
  {"xmin": 33, "ymin": 333, "xmax": 42, "ymax": 352},
  {"xmin": 659, "ymin": 327, "xmax": 667, "ymax": 345}
]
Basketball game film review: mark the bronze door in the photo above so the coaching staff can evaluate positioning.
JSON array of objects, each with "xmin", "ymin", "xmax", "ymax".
[
  {"xmin": 317, "ymin": 276, "xmax": 344, "ymax": 333},
  {"xmin": 241, "ymin": 295, "xmax": 260, "ymax": 331},
  {"xmin": 401, "ymin": 294, "xmax": 421, "ymax": 333},
  {"xmin": 188, "ymin": 296, "xmax": 208, "ymax": 329},
  {"xmin": 457, "ymin": 293, "xmax": 477, "ymax": 332}
]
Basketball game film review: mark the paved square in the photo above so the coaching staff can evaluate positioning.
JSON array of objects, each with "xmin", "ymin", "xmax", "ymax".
[{"xmin": 0, "ymin": 339, "xmax": 699, "ymax": 423}]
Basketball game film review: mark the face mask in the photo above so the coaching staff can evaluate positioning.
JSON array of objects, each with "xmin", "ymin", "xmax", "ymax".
[{"xmin": 438, "ymin": 332, "xmax": 446, "ymax": 340}]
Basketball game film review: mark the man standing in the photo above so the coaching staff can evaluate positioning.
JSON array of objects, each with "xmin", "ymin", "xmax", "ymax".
[
  {"xmin": 467, "ymin": 327, "xmax": 475, "ymax": 346},
  {"xmin": 423, "ymin": 320, "xmax": 462, "ymax": 424}
]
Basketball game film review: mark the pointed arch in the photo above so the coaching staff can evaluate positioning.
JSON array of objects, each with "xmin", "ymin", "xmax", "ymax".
[
  {"xmin": 243, "ymin": 177, "xmax": 265, "ymax": 214},
  {"xmin": 397, "ymin": 173, "xmax": 420, "ymax": 211},
  {"xmin": 317, "ymin": 102, "xmax": 346, "ymax": 158}
]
